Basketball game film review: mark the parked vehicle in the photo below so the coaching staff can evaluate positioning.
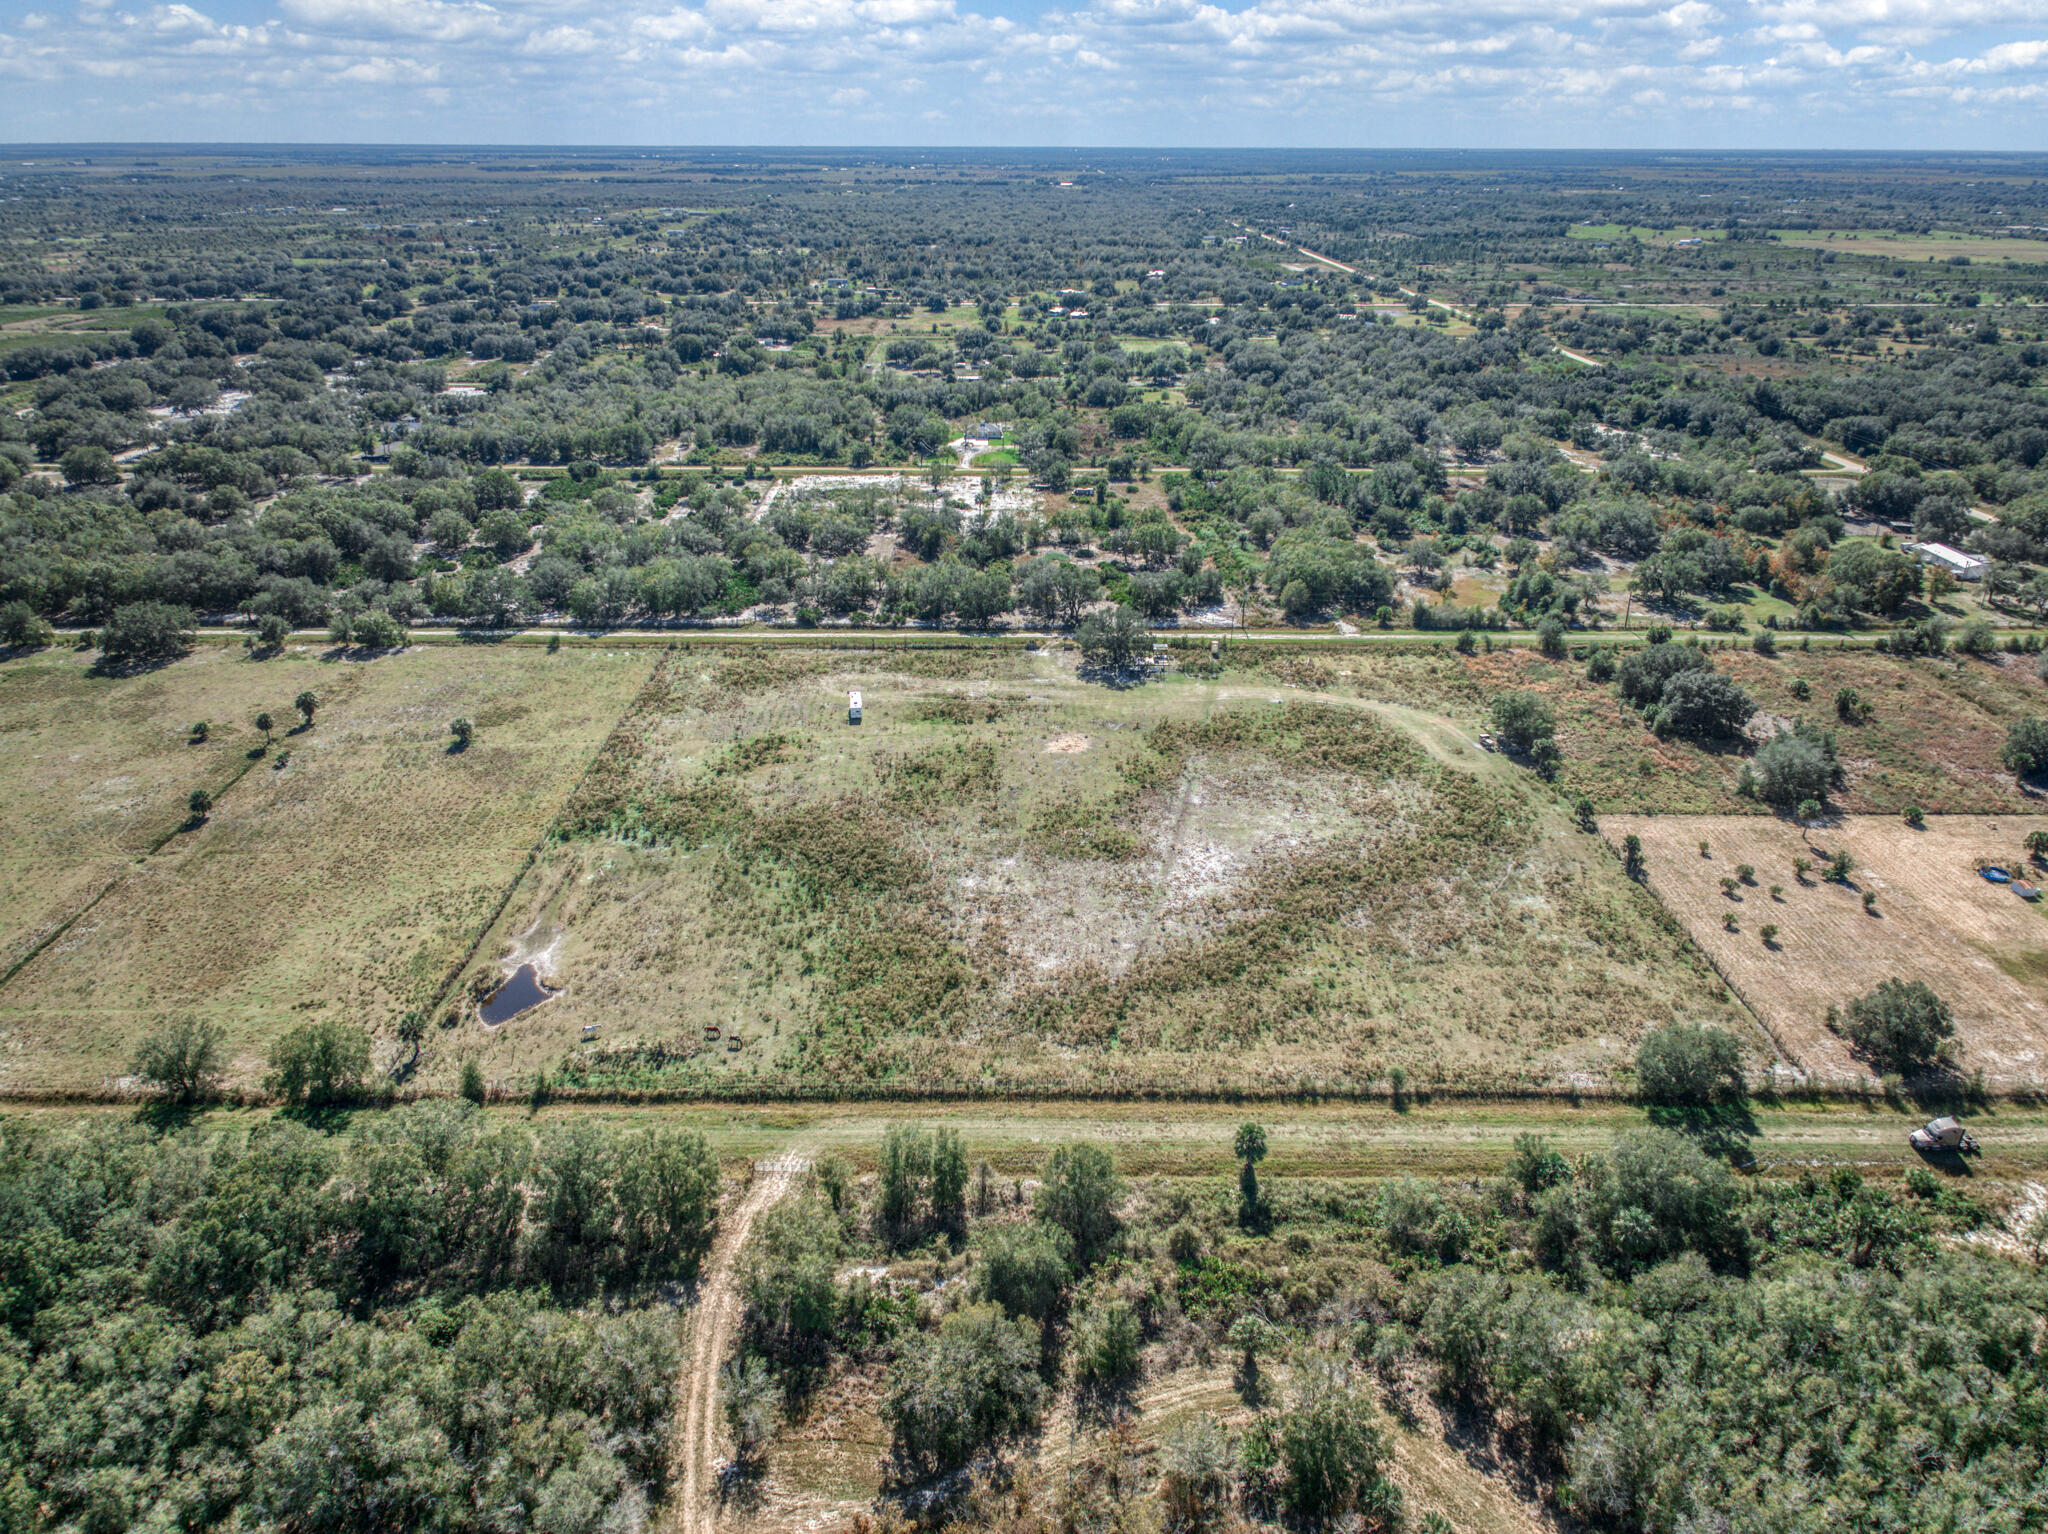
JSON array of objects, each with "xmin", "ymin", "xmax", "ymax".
[{"xmin": 1908, "ymin": 1115, "xmax": 1979, "ymax": 1154}]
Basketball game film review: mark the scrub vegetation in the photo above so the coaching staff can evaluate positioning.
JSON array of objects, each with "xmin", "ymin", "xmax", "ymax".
[{"xmin": 447, "ymin": 645, "xmax": 1741, "ymax": 1100}]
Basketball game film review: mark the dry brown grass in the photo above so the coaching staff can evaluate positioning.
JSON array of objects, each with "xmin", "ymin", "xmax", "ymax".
[
  {"xmin": 0, "ymin": 645, "xmax": 333, "ymax": 976},
  {"xmin": 0, "ymin": 643, "xmax": 650, "ymax": 1092},
  {"xmin": 1610, "ymin": 812, "xmax": 2048, "ymax": 1088},
  {"xmin": 1300, "ymin": 644, "xmax": 2048, "ymax": 816}
]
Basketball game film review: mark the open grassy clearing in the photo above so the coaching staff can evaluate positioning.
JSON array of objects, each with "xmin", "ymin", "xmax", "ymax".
[
  {"xmin": 439, "ymin": 646, "xmax": 1743, "ymax": 1100},
  {"xmin": 0, "ymin": 642, "xmax": 650, "ymax": 1092},
  {"xmin": 1253, "ymin": 642, "xmax": 2048, "ymax": 815},
  {"xmin": 1611, "ymin": 813, "xmax": 2048, "ymax": 1089},
  {"xmin": 1769, "ymin": 229, "xmax": 2048, "ymax": 262},
  {"xmin": 0, "ymin": 643, "xmax": 328, "ymax": 977},
  {"xmin": 14, "ymin": 1096, "xmax": 2048, "ymax": 1175}
]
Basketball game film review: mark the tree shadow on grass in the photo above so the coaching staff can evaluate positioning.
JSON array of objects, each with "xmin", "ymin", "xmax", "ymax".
[
  {"xmin": 88, "ymin": 650, "xmax": 188, "ymax": 679},
  {"xmin": 1646, "ymin": 1102, "xmax": 1759, "ymax": 1166},
  {"xmin": 1075, "ymin": 662, "xmax": 1151, "ymax": 690},
  {"xmin": 134, "ymin": 1100, "xmax": 205, "ymax": 1135},
  {"xmin": 1076, "ymin": 1374, "xmax": 1140, "ymax": 1431},
  {"xmin": 275, "ymin": 1101, "xmax": 365, "ymax": 1133},
  {"xmin": 1230, "ymin": 1356, "xmax": 1268, "ymax": 1410},
  {"xmin": 717, "ymin": 1459, "xmax": 771, "ymax": 1514}
]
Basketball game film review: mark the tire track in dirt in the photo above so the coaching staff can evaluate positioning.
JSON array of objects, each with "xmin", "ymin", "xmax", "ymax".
[{"xmin": 673, "ymin": 1148, "xmax": 813, "ymax": 1534}]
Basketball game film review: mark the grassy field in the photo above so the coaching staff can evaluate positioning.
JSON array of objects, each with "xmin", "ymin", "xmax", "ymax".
[
  {"xmin": 439, "ymin": 645, "xmax": 1744, "ymax": 1101},
  {"xmin": 0, "ymin": 641, "xmax": 649, "ymax": 1092},
  {"xmin": 1566, "ymin": 224, "xmax": 1722, "ymax": 244},
  {"xmin": 12, "ymin": 637, "xmax": 2047, "ymax": 1103},
  {"xmin": 1285, "ymin": 642, "xmax": 2048, "ymax": 815},
  {"xmin": 1769, "ymin": 229, "xmax": 2048, "ymax": 263},
  {"xmin": 1610, "ymin": 813, "xmax": 2048, "ymax": 1089},
  {"xmin": 0, "ymin": 643, "xmax": 313, "ymax": 977}
]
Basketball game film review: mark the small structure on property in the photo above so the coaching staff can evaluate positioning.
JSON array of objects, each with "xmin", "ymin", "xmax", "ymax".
[
  {"xmin": 848, "ymin": 690, "xmax": 862, "ymax": 725},
  {"xmin": 1909, "ymin": 541, "xmax": 1989, "ymax": 580}
]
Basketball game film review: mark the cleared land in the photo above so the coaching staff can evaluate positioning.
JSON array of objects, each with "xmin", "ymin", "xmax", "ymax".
[
  {"xmin": 17, "ymin": 637, "xmax": 2048, "ymax": 1102},
  {"xmin": 1311, "ymin": 643, "xmax": 2048, "ymax": 815},
  {"xmin": 1769, "ymin": 229, "xmax": 2048, "ymax": 262},
  {"xmin": 440, "ymin": 646, "xmax": 1744, "ymax": 1100},
  {"xmin": 0, "ymin": 644, "xmax": 322, "ymax": 977},
  {"xmin": 0, "ymin": 642, "xmax": 650, "ymax": 1091},
  {"xmin": 1611, "ymin": 813, "xmax": 2048, "ymax": 1088},
  {"xmin": 730, "ymin": 1350, "xmax": 1558, "ymax": 1534}
]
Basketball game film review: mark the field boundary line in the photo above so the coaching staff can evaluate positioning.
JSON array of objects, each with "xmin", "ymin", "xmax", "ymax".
[
  {"xmin": 0, "ymin": 876, "xmax": 125, "ymax": 996},
  {"xmin": 422, "ymin": 653, "xmax": 668, "ymax": 1022},
  {"xmin": 1, "ymin": 742, "xmax": 274, "ymax": 999}
]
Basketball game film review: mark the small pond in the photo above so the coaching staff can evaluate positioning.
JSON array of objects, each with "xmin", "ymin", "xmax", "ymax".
[{"xmin": 481, "ymin": 963, "xmax": 558, "ymax": 1024}]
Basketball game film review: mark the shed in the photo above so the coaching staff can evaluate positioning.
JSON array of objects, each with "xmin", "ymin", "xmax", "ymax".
[
  {"xmin": 849, "ymin": 690, "xmax": 863, "ymax": 725},
  {"xmin": 1910, "ymin": 541, "xmax": 1989, "ymax": 581}
]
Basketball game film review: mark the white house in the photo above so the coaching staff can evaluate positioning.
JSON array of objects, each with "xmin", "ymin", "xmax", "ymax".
[{"xmin": 1909, "ymin": 542, "xmax": 1989, "ymax": 581}]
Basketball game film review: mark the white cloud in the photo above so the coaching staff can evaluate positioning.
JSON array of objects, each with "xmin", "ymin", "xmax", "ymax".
[
  {"xmin": 280, "ymin": 0, "xmax": 511, "ymax": 42},
  {"xmin": 0, "ymin": 0, "xmax": 2042, "ymax": 143}
]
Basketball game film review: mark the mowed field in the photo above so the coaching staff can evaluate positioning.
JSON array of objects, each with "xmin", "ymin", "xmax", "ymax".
[
  {"xmin": 0, "ymin": 642, "xmax": 650, "ymax": 1092},
  {"xmin": 439, "ymin": 645, "xmax": 1746, "ymax": 1101},
  {"xmin": 1610, "ymin": 813, "xmax": 2048, "ymax": 1088}
]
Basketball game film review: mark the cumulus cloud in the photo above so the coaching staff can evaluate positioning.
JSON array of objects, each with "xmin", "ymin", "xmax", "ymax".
[{"xmin": 0, "ymin": 0, "xmax": 2044, "ymax": 142}]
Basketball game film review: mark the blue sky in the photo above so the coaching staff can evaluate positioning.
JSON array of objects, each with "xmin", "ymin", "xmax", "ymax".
[{"xmin": 3, "ymin": 0, "xmax": 2048, "ymax": 147}]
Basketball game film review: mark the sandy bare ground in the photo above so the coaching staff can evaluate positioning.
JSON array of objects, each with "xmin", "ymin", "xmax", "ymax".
[
  {"xmin": 669, "ymin": 1149, "xmax": 813, "ymax": 1534},
  {"xmin": 1610, "ymin": 813, "xmax": 2048, "ymax": 1088}
]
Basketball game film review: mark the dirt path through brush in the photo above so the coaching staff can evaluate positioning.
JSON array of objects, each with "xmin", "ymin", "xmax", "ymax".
[{"xmin": 672, "ymin": 1147, "xmax": 813, "ymax": 1534}]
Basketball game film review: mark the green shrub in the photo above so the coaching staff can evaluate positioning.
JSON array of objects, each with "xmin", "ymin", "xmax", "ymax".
[
  {"xmin": 1753, "ymin": 727, "xmax": 1835, "ymax": 808},
  {"xmin": 1844, "ymin": 978, "xmax": 1956, "ymax": 1075},
  {"xmin": 1073, "ymin": 1296, "xmax": 1143, "ymax": 1390},
  {"xmin": 1037, "ymin": 1142, "xmax": 1122, "ymax": 1264},
  {"xmin": 1617, "ymin": 642, "xmax": 1709, "ymax": 705},
  {"xmin": 1275, "ymin": 1358, "xmax": 1402, "ymax": 1528},
  {"xmin": 98, "ymin": 601, "xmax": 194, "ymax": 664},
  {"xmin": 130, "ymin": 1015, "xmax": 225, "ymax": 1103},
  {"xmin": 975, "ymin": 1224, "xmax": 1073, "ymax": 1323},
  {"xmin": 1635, "ymin": 1024, "xmax": 1746, "ymax": 1107},
  {"xmin": 2002, "ymin": 717, "xmax": 2048, "ymax": 778},
  {"xmin": 883, "ymin": 1303, "xmax": 1046, "ymax": 1477},
  {"xmin": 266, "ymin": 1019, "xmax": 372, "ymax": 1107},
  {"xmin": 0, "ymin": 600, "xmax": 54, "ymax": 650},
  {"xmin": 1490, "ymin": 690, "xmax": 1556, "ymax": 755}
]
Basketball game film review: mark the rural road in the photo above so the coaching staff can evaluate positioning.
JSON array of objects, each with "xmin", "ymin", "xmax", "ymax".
[{"xmin": 673, "ymin": 1148, "xmax": 812, "ymax": 1534}]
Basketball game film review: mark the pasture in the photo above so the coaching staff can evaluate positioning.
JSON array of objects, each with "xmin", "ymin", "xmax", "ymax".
[
  {"xmin": 1610, "ymin": 812, "xmax": 2048, "ymax": 1088},
  {"xmin": 0, "ymin": 641, "xmax": 649, "ymax": 1092},
  {"xmin": 15, "ymin": 634, "xmax": 2046, "ymax": 1102},
  {"xmin": 1769, "ymin": 228, "xmax": 2048, "ymax": 263}
]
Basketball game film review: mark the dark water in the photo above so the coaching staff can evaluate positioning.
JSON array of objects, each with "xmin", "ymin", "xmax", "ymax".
[{"xmin": 481, "ymin": 963, "xmax": 557, "ymax": 1024}]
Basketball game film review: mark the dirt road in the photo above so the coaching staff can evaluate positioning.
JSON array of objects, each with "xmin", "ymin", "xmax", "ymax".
[{"xmin": 671, "ymin": 1149, "xmax": 813, "ymax": 1534}]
